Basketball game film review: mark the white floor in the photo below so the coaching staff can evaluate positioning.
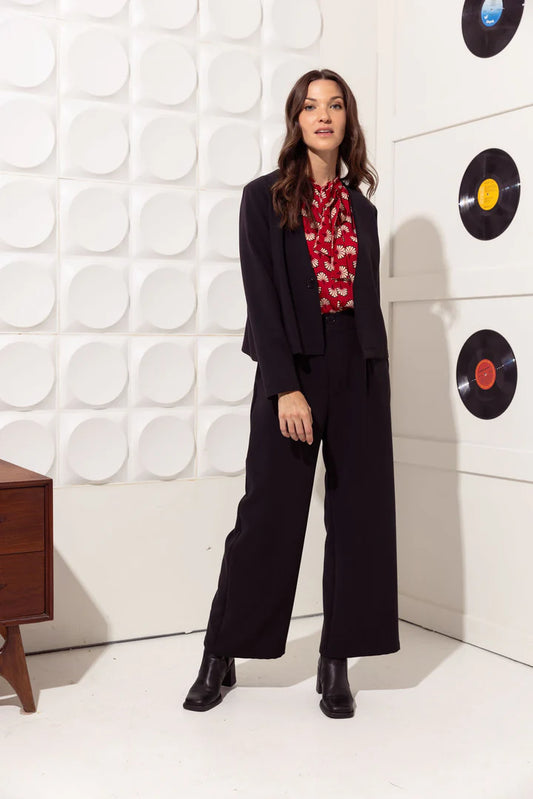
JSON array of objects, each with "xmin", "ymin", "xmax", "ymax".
[{"xmin": 1, "ymin": 617, "xmax": 532, "ymax": 799}]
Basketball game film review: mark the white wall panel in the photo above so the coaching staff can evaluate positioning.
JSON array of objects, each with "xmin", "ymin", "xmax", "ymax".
[
  {"xmin": 391, "ymin": 296, "xmax": 529, "ymax": 450},
  {"xmin": 0, "ymin": 96, "xmax": 56, "ymax": 174},
  {"xmin": 0, "ymin": 417, "xmax": 55, "ymax": 477},
  {"xmin": 0, "ymin": 14, "xmax": 56, "ymax": 91},
  {"xmin": 393, "ymin": 107, "xmax": 531, "ymax": 278},
  {"xmin": 376, "ymin": 0, "xmax": 533, "ymax": 663},
  {"xmin": 394, "ymin": 0, "xmax": 533, "ymax": 138},
  {"xmin": 396, "ymin": 464, "xmax": 533, "ymax": 663}
]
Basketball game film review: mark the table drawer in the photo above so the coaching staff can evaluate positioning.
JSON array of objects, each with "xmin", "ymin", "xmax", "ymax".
[
  {"xmin": 0, "ymin": 552, "xmax": 45, "ymax": 620},
  {"xmin": 0, "ymin": 487, "xmax": 44, "ymax": 555}
]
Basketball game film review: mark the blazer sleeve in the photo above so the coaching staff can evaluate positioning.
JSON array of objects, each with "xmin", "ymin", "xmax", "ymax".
[{"xmin": 239, "ymin": 181, "xmax": 301, "ymax": 399}]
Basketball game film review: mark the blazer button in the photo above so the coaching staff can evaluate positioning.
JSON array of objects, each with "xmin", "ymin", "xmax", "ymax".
[{"xmin": 306, "ymin": 277, "xmax": 317, "ymax": 289}]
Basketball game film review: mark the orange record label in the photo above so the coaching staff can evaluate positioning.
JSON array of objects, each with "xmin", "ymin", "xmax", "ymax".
[{"xmin": 475, "ymin": 358, "xmax": 496, "ymax": 390}]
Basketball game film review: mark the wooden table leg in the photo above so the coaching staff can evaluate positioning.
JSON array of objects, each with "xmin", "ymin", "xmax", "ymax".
[{"xmin": 0, "ymin": 624, "xmax": 36, "ymax": 713}]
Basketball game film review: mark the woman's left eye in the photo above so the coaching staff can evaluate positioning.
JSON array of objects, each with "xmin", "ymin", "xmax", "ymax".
[{"xmin": 304, "ymin": 103, "xmax": 342, "ymax": 111}]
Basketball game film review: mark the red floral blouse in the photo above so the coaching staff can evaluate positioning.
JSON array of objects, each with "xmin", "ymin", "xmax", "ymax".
[{"xmin": 301, "ymin": 176, "xmax": 358, "ymax": 313}]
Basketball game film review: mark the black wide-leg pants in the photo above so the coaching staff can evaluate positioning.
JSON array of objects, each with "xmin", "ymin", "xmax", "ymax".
[{"xmin": 203, "ymin": 308, "xmax": 400, "ymax": 659}]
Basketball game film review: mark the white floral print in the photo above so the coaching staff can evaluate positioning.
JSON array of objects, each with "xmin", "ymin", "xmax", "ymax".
[{"xmin": 302, "ymin": 176, "xmax": 358, "ymax": 313}]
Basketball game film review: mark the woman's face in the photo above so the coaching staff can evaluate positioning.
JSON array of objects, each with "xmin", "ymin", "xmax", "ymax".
[{"xmin": 297, "ymin": 79, "xmax": 346, "ymax": 156}]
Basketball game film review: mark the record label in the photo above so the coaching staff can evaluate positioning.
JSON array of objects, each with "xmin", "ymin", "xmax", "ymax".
[
  {"xmin": 481, "ymin": 0, "xmax": 503, "ymax": 28},
  {"xmin": 477, "ymin": 178, "xmax": 499, "ymax": 211},
  {"xmin": 462, "ymin": 0, "xmax": 524, "ymax": 58},
  {"xmin": 456, "ymin": 329, "xmax": 517, "ymax": 419},
  {"xmin": 475, "ymin": 358, "xmax": 496, "ymax": 390},
  {"xmin": 458, "ymin": 148, "xmax": 520, "ymax": 240}
]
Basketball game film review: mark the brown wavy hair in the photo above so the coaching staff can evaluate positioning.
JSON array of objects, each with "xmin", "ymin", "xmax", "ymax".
[{"xmin": 271, "ymin": 68, "xmax": 378, "ymax": 230}]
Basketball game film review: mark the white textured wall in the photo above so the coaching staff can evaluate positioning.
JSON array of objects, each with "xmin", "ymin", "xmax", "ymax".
[
  {"xmin": 0, "ymin": 0, "xmax": 338, "ymax": 653},
  {"xmin": 0, "ymin": 0, "xmax": 327, "ymax": 487}
]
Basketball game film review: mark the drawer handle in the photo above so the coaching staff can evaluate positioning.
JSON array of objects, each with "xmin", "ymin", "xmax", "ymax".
[
  {"xmin": 0, "ymin": 515, "xmax": 7, "ymax": 523},
  {"xmin": 0, "ymin": 583, "xmax": 6, "ymax": 591}
]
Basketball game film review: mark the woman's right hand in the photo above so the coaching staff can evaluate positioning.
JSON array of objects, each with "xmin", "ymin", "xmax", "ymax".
[{"xmin": 277, "ymin": 390, "xmax": 313, "ymax": 445}]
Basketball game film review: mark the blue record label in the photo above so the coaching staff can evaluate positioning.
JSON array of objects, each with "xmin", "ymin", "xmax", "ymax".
[{"xmin": 481, "ymin": 0, "xmax": 503, "ymax": 27}]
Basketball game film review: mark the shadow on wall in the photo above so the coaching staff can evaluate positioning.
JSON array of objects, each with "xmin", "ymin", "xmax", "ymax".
[
  {"xmin": 0, "ymin": 550, "xmax": 108, "ymax": 712},
  {"xmin": 385, "ymin": 215, "xmax": 466, "ymax": 648}
]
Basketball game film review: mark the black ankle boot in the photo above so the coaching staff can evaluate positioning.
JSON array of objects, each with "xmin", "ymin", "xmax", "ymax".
[
  {"xmin": 316, "ymin": 654, "xmax": 355, "ymax": 718},
  {"xmin": 183, "ymin": 649, "xmax": 236, "ymax": 712}
]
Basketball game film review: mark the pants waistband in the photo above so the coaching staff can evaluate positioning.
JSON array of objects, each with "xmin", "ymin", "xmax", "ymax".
[{"xmin": 321, "ymin": 308, "xmax": 355, "ymax": 328}]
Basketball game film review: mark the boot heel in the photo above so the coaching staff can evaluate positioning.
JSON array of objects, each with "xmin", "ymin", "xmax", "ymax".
[{"xmin": 222, "ymin": 657, "xmax": 236, "ymax": 687}]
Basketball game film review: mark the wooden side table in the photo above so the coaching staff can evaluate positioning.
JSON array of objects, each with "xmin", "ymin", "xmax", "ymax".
[{"xmin": 0, "ymin": 459, "xmax": 53, "ymax": 712}]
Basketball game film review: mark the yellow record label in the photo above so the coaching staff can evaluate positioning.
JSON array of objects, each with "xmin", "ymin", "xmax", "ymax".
[{"xmin": 477, "ymin": 178, "xmax": 499, "ymax": 210}]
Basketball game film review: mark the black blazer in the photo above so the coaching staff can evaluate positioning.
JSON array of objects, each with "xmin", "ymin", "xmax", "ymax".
[{"xmin": 239, "ymin": 168, "xmax": 389, "ymax": 398}]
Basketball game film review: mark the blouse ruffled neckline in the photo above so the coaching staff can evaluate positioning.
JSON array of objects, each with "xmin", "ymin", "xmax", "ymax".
[{"xmin": 311, "ymin": 175, "xmax": 342, "ymax": 191}]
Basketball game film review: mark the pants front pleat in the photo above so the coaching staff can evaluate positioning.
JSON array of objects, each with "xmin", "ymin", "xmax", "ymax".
[{"xmin": 203, "ymin": 310, "xmax": 400, "ymax": 659}]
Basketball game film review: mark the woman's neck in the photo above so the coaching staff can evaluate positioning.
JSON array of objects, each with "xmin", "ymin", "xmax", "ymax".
[{"xmin": 307, "ymin": 151, "xmax": 338, "ymax": 187}]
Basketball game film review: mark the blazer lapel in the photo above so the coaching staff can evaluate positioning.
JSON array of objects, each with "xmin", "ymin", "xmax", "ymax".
[
  {"xmin": 345, "ymin": 186, "xmax": 372, "ymax": 295},
  {"xmin": 283, "ymin": 217, "xmax": 316, "ymax": 286},
  {"xmin": 281, "ymin": 211, "xmax": 323, "ymax": 352}
]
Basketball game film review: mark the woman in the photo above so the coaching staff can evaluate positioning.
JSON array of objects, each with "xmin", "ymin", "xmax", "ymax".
[{"xmin": 183, "ymin": 69, "xmax": 400, "ymax": 719}]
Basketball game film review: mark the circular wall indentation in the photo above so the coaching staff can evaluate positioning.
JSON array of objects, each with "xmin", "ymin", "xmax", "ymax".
[
  {"xmin": 0, "ymin": 262, "xmax": 55, "ymax": 328},
  {"xmin": 69, "ymin": 187, "xmax": 129, "ymax": 252},
  {"xmin": 207, "ymin": 270, "xmax": 246, "ymax": 330},
  {"xmin": 206, "ymin": 342, "xmax": 254, "ymax": 402},
  {"xmin": 139, "ymin": 268, "xmax": 196, "ymax": 329},
  {"xmin": 68, "ymin": 108, "xmax": 129, "ymax": 175},
  {"xmin": 72, "ymin": 0, "xmax": 128, "ymax": 18},
  {"xmin": 208, "ymin": 0, "xmax": 261, "ymax": 39},
  {"xmin": 67, "ymin": 342, "xmax": 128, "ymax": 407},
  {"xmin": 68, "ymin": 29, "xmax": 129, "ymax": 97},
  {"xmin": 0, "ymin": 419, "xmax": 55, "ymax": 475},
  {"xmin": 0, "ymin": 180, "xmax": 55, "ymax": 249},
  {"xmin": 271, "ymin": 58, "xmax": 317, "ymax": 108},
  {"xmin": 138, "ymin": 342, "xmax": 195, "ymax": 404},
  {"xmin": 0, "ymin": 341, "xmax": 55, "ymax": 407},
  {"xmin": 138, "ymin": 415, "xmax": 195, "ymax": 477},
  {"xmin": 208, "ymin": 197, "xmax": 240, "ymax": 258},
  {"xmin": 208, "ymin": 124, "xmax": 260, "ymax": 186},
  {"xmin": 0, "ymin": 99, "xmax": 55, "ymax": 169},
  {"xmin": 139, "ymin": 192, "xmax": 195, "ymax": 255},
  {"xmin": 68, "ymin": 264, "xmax": 129, "ymax": 329},
  {"xmin": 208, "ymin": 51, "xmax": 261, "ymax": 113},
  {"xmin": 269, "ymin": 134, "xmax": 285, "ymax": 168},
  {"xmin": 67, "ymin": 417, "xmax": 127, "ymax": 481},
  {"xmin": 205, "ymin": 413, "xmax": 248, "ymax": 474},
  {"xmin": 272, "ymin": 0, "xmax": 321, "ymax": 48},
  {"xmin": 141, "ymin": 0, "xmax": 197, "ymax": 29},
  {"xmin": 139, "ymin": 41, "xmax": 196, "ymax": 105},
  {"xmin": 0, "ymin": 18, "xmax": 55, "ymax": 88},
  {"xmin": 140, "ymin": 117, "xmax": 196, "ymax": 180}
]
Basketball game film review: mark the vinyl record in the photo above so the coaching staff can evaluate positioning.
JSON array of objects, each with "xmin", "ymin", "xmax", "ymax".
[
  {"xmin": 461, "ymin": 0, "xmax": 524, "ymax": 58},
  {"xmin": 458, "ymin": 148, "xmax": 520, "ymax": 240},
  {"xmin": 456, "ymin": 329, "xmax": 517, "ymax": 419}
]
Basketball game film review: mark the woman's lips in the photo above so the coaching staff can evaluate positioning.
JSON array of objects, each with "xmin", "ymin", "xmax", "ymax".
[{"xmin": 316, "ymin": 130, "xmax": 333, "ymax": 136}]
